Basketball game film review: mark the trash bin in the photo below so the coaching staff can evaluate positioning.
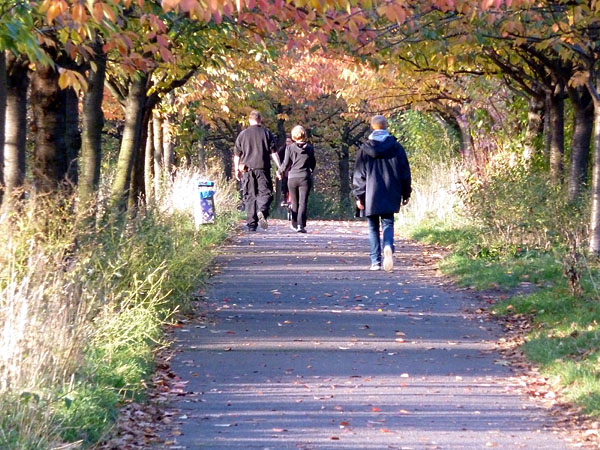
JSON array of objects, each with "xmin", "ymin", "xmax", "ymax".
[{"xmin": 195, "ymin": 180, "xmax": 216, "ymax": 227}]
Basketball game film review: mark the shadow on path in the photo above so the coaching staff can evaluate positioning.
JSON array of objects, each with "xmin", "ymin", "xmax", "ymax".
[{"xmin": 161, "ymin": 220, "xmax": 572, "ymax": 449}]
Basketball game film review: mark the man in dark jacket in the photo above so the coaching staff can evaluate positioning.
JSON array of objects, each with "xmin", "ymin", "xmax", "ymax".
[
  {"xmin": 353, "ymin": 115, "xmax": 412, "ymax": 272},
  {"xmin": 234, "ymin": 110, "xmax": 281, "ymax": 231}
]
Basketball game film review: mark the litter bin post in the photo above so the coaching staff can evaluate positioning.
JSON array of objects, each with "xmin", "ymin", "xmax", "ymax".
[{"xmin": 195, "ymin": 180, "xmax": 216, "ymax": 227}]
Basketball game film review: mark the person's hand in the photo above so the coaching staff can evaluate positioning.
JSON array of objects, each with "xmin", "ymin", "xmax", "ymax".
[
  {"xmin": 235, "ymin": 170, "xmax": 241, "ymax": 181},
  {"xmin": 402, "ymin": 197, "xmax": 410, "ymax": 206},
  {"xmin": 276, "ymin": 172, "xmax": 282, "ymax": 180},
  {"xmin": 356, "ymin": 199, "xmax": 365, "ymax": 210}
]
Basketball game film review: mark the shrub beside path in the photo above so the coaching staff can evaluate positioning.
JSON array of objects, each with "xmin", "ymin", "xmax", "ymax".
[{"xmin": 161, "ymin": 219, "xmax": 576, "ymax": 449}]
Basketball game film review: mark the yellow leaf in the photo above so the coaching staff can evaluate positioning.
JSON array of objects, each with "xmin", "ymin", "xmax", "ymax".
[{"xmin": 58, "ymin": 71, "xmax": 69, "ymax": 90}]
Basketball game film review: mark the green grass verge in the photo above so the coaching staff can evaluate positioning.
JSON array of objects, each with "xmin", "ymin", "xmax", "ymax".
[
  {"xmin": 0, "ymin": 210, "xmax": 237, "ymax": 449},
  {"xmin": 408, "ymin": 218, "xmax": 600, "ymax": 417}
]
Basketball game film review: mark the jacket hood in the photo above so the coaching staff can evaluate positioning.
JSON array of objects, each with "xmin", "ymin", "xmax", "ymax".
[{"xmin": 363, "ymin": 135, "xmax": 398, "ymax": 159}]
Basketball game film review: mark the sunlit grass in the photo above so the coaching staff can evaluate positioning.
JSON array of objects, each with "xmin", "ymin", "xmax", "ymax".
[{"xmin": 0, "ymin": 169, "xmax": 238, "ymax": 448}]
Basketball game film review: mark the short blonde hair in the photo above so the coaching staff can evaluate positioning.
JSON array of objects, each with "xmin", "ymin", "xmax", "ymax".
[
  {"xmin": 370, "ymin": 115, "xmax": 388, "ymax": 130},
  {"xmin": 291, "ymin": 125, "xmax": 306, "ymax": 143}
]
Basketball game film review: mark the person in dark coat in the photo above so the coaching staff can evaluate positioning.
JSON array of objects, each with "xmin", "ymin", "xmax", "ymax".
[
  {"xmin": 353, "ymin": 115, "xmax": 411, "ymax": 271},
  {"xmin": 234, "ymin": 110, "xmax": 281, "ymax": 231},
  {"xmin": 277, "ymin": 125, "xmax": 316, "ymax": 233}
]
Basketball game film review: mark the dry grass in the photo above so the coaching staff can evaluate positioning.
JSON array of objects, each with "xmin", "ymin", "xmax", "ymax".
[{"xmin": 396, "ymin": 162, "xmax": 464, "ymax": 231}]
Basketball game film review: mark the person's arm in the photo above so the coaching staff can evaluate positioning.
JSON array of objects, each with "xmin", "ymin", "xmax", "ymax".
[
  {"xmin": 233, "ymin": 155, "xmax": 241, "ymax": 181},
  {"xmin": 397, "ymin": 142, "xmax": 412, "ymax": 205},
  {"xmin": 271, "ymin": 151, "xmax": 282, "ymax": 171},
  {"xmin": 308, "ymin": 146, "xmax": 316, "ymax": 173},
  {"xmin": 352, "ymin": 148, "xmax": 366, "ymax": 209},
  {"xmin": 234, "ymin": 133, "xmax": 244, "ymax": 181}
]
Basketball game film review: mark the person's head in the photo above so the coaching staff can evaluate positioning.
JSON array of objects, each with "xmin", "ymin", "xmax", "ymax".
[
  {"xmin": 291, "ymin": 125, "xmax": 306, "ymax": 143},
  {"xmin": 249, "ymin": 110, "xmax": 262, "ymax": 125},
  {"xmin": 370, "ymin": 114, "xmax": 388, "ymax": 130}
]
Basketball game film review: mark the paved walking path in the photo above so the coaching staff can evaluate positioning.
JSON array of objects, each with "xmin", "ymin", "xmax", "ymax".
[{"xmin": 163, "ymin": 220, "xmax": 571, "ymax": 449}]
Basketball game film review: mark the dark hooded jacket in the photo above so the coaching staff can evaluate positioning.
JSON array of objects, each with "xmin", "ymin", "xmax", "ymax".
[
  {"xmin": 277, "ymin": 142, "xmax": 316, "ymax": 179},
  {"xmin": 353, "ymin": 133, "xmax": 411, "ymax": 217}
]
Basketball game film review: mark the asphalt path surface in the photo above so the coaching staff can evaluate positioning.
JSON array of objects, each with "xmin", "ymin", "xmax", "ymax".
[{"xmin": 163, "ymin": 219, "xmax": 571, "ymax": 449}]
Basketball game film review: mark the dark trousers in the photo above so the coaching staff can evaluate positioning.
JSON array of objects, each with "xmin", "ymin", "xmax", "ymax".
[
  {"xmin": 242, "ymin": 169, "xmax": 273, "ymax": 228},
  {"xmin": 288, "ymin": 175, "xmax": 312, "ymax": 229}
]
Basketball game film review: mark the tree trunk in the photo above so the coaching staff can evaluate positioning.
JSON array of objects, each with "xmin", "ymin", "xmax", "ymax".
[
  {"xmin": 338, "ymin": 141, "xmax": 351, "ymax": 216},
  {"xmin": 31, "ymin": 60, "xmax": 68, "ymax": 193},
  {"xmin": 197, "ymin": 132, "xmax": 206, "ymax": 171},
  {"xmin": 0, "ymin": 51, "xmax": 7, "ymax": 203},
  {"xmin": 455, "ymin": 113, "xmax": 474, "ymax": 167},
  {"xmin": 163, "ymin": 116, "xmax": 174, "ymax": 180},
  {"xmin": 588, "ymin": 92, "xmax": 600, "ymax": 254},
  {"xmin": 64, "ymin": 88, "xmax": 80, "ymax": 185},
  {"xmin": 4, "ymin": 52, "xmax": 29, "ymax": 203},
  {"xmin": 547, "ymin": 88, "xmax": 565, "ymax": 183},
  {"xmin": 523, "ymin": 95, "xmax": 544, "ymax": 161},
  {"xmin": 567, "ymin": 87, "xmax": 593, "ymax": 203},
  {"xmin": 145, "ymin": 117, "xmax": 154, "ymax": 204},
  {"xmin": 79, "ymin": 41, "xmax": 106, "ymax": 206},
  {"xmin": 128, "ymin": 106, "xmax": 151, "ymax": 209},
  {"xmin": 110, "ymin": 75, "xmax": 147, "ymax": 212},
  {"xmin": 152, "ymin": 110, "xmax": 163, "ymax": 198}
]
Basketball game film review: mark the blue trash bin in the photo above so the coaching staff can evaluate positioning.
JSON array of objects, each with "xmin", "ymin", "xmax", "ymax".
[{"xmin": 196, "ymin": 180, "xmax": 215, "ymax": 225}]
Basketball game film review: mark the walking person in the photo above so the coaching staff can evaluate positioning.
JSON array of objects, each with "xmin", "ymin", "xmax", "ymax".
[
  {"xmin": 234, "ymin": 110, "xmax": 281, "ymax": 231},
  {"xmin": 353, "ymin": 115, "xmax": 411, "ymax": 272},
  {"xmin": 277, "ymin": 125, "xmax": 316, "ymax": 233}
]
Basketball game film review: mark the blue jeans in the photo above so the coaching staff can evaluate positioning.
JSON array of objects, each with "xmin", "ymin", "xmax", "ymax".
[{"xmin": 367, "ymin": 213, "xmax": 394, "ymax": 266}]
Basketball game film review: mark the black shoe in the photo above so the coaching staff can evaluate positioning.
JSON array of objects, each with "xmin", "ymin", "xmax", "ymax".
[
  {"xmin": 246, "ymin": 225, "xmax": 257, "ymax": 232},
  {"xmin": 297, "ymin": 227, "xmax": 307, "ymax": 233}
]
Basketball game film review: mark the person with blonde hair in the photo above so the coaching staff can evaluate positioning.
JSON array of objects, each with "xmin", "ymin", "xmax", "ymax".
[
  {"xmin": 353, "ymin": 114, "xmax": 411, "ymax": 271},
  {"xmin": 277, "ymin": 125, "xmax": 316, "ymax": 233}
]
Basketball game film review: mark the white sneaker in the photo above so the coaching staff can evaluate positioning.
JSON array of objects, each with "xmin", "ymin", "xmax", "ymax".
[
  {"xmin": 257, "ymin": 211, "xmax": 268, "ymax": 230},
  {"xmin": 370, "ymin": 264, "xmax": 381, "ymax": 271},
  {"xmin": 290, "ymin": 224, "xmax": 297, "ymax": 232},
  {"xmin": 383, "ymin": 245, "xmax": 393, "ymax": 272}
]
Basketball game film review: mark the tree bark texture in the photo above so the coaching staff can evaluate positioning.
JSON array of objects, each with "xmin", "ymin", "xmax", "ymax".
[
  {"xmin": 152, "ymin": 110, "xmax": 164, "ymax": 198},
  {"xmin": 163, "ymin": 117, "xmax": 174, "ymax": 180},
  {"xmin": 547, "ymin": 90, "xmax": 565, "ymax": 184},
  {"xmin": 79, "ymin": 41, "xmax": 106, "ymax": 205},
  {"xmin": 588, "ymin": 93, "xmax": 600, "ymax": 254},
  {"xmin": 129, "ymin": 106, "xmax": 151, "ymax": 209},
  {"xmin": 567, "ymin": 87, "xmax": 593, "ymax": 203},
  {"xmin": 4, "ymin": 52, "xmax": 29, "ymax": 201},
  {"xmin": 0, "ymin": 51, "xmax": 7, "ymax": 201},
  {"xmin": 338, "ymin": 141, "xmax": 350, "ymax": 215},
  {"xmin": 523, "ymin": 95, "xmax": 544, "ymax": 161},
  {"xmin": 65, "ymin": 88, "xmax": 80, "ymax": 185},
  {"xmin": 30, "ymin": 61, "xmax": 68, "ymax": 193},
  {"xmin": 144, "ymin": 118, "xmax": 154, "ymax": 204},
  {"xmin": 110, "ymin": 75, "xmax": 147, "ymax": 212},
  {"xmin": 455, "ymin": 113, "xmax": 475, "ymax": 167}
]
